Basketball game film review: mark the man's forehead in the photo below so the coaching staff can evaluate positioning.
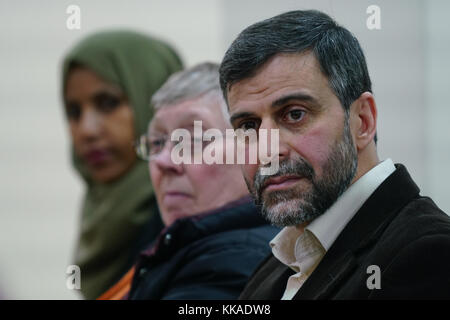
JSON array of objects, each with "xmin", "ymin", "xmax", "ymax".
[
  {"xmin": 261, "ymin": 51, "xmax": 318, "ymax": 77},
  {"xmin": 227, "ymin": 52, "xmax": 320, "ymax": 107}
]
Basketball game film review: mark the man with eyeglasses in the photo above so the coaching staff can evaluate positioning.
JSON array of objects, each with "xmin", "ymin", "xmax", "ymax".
[{"xmin": 99, "ymin": 62, "xmax": 279, "ymax": 300}]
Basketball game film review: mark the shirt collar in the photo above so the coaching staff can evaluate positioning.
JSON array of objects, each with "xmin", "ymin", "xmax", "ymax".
[
  {"xmin": 306, "ymin": 158, "xmax": 396, "ymax": 251},
  {"xmin": 270, "ymin": 226, "xmax": 325, "ymax": 274},
  {"xmin": 270, "ymin": 226, "xmax": 303, "ymax": 268}
]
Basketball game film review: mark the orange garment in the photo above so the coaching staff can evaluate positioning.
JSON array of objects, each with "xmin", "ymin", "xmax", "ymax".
[{"xmin": 97, "ymin": 267, "xmax": 135, "ymax": 300}]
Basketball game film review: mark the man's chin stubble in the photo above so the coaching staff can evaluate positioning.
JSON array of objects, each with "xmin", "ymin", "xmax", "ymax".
[{"xmin": 259, "ymin": 184, "xmax": 317, "ymax": 227}]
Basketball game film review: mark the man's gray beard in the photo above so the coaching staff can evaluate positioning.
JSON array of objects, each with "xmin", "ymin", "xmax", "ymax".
[{"xmin": 247, "ymin": 118, "xmax": 358, "ymax": 227}]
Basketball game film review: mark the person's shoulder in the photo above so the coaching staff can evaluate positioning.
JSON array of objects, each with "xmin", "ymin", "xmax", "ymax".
[
  {"xmin": 189, "ymin": 200, "xmax": 280, "ymax": 250},
  {"xmin": 179, "ymin": 223, "xmax": 278, "ymax": 262},
  {"xmin": 215, "ymin": 224, "xmax": 279, "ymax": 247},
  {"xmin": 374, "ymin": 195, "xmax": 450, "ymax": 261},
  {"xmin": 369, "ymin": 205, "xmax": 450, "ymax": 298},
  {"xmin": 197, "ymin": 224, "xmax": 277, "ymax": 248},
  {"xmin": 242, "ymin": 224, "xmax": 281, "ymax": 244},
  {"xmin": 395, "ymin": 195, "xmax": 450, "ymax": 237}
]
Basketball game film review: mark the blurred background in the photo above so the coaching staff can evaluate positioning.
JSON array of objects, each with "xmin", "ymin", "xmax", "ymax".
[{"xmin": 0, "ymin": 0, "xmax": 449, "ymax": 299}]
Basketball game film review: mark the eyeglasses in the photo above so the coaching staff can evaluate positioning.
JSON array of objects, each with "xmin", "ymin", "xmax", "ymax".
[{"xmin": 135, "ymin": 134, "xmax": 208, "ymax": 161}]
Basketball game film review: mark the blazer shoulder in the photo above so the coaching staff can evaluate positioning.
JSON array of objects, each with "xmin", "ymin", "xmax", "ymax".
[
  {"xmin": 369, "ymin": 233, "xmax": 450, "ymax": 299},
  {"xmin": 369, "ymin": 195, "xmax": 450, "ymax": 271},
  {"xmin": 393, "ymin": 196, "xmax": 450, "ymax": 238}
]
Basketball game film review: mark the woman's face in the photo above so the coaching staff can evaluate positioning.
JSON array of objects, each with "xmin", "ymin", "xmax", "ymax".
[{"xmin": 64, "ymin": 67, "xmax": 137, "ymax": 183}]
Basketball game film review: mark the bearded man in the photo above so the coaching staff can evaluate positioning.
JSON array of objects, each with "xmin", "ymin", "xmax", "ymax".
[{"xmin": 219, "ymin": 10, "xmax": 450, "ymax": 299}]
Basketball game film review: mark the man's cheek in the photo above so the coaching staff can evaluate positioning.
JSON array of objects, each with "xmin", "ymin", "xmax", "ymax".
[{"xmin": 292, "ymin": 137, "xmax": 331, "ymax": 177}]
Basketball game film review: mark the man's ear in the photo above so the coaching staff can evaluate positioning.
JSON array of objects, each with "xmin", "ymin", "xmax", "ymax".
[{"xmin": 349, "ymin": 91, "xmax": 377, "ymax": 151}]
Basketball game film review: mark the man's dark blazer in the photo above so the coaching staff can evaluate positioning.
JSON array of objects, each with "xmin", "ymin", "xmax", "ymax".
[{"xmin": 239, "ymin": 164, "xmax": 450, "ymax": 299}]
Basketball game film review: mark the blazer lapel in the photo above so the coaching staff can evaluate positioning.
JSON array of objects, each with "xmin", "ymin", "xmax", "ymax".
[
  {"xmin": 239, "ymin": 255, "xmax": 294, "ymax": 300},
  {"xmin": 293, "ymin": 251, "xmax": 356, "ymax": 299},
  {"xmin": 294, "ymin": 164, "xmax": 420, "ymax": 300}
]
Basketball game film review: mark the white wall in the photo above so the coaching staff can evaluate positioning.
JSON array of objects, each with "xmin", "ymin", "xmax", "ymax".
[
  {"xmin": 0, "ymin": 0, "xmax": 448, "ymax": 299},
  {"xmin": 425, "ymin": 0, "xmax": 450, "ymax": 213}
]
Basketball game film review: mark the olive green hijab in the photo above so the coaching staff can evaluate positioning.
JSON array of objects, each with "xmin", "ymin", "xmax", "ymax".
[{"xmin": 62, "ymin": 30, "xmax": 183, "ymax": 299}]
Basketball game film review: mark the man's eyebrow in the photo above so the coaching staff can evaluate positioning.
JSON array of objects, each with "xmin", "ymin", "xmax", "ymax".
[
  {"xmin": 271, "ymin": 92, "xmax": 319, "ymax": 109},
  {"xmin": 229, "ymin": 112, "xmax": 256, "ymax": 125},
  {"xmin": 229, "ymin": 93, "xmax": 319, "ymax": 124}
]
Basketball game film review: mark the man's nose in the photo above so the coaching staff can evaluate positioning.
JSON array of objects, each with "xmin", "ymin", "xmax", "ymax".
[
  {"xmin": 259, "ymin": 118, "xmax": 290, "ymax": 163},
  {"xmin": 152, "ymin": 143, "xmax": 184, "ymax": 175}
]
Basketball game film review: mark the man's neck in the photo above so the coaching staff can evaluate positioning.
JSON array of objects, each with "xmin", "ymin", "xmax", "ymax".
[{"xmin": 352, "ymin": 144, "xmax": 379, "ymax": 184}]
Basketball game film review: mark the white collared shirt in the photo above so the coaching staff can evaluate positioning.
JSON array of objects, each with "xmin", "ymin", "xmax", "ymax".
[{"xmin": 270, "ymin": 159, "xmax": 396, "ymax": 300}]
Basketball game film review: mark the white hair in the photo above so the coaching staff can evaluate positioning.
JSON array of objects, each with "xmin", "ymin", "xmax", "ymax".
[{"xmin": 151, "ymin": 62, "xmax": 230, "ymax": 123}]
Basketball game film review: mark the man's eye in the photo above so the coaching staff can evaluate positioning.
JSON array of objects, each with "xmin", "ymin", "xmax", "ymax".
[
  {"xmin": 65, "ymin": 103, "xmax": 81, "ymax": 120},
  {"xmin": 149, "ymin": 138, "xmax": 166, "ymax": 154},
  {"xmin": 238, "ymin": 120, "xmax": 258, "ymax": 131},
  {"xmin": 284, "ymin": 109, "xmax": 305, "ymax": 122}
]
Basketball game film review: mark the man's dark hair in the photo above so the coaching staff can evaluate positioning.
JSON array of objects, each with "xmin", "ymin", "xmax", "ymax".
[{"xmin": 219, "ymin": 10, "xmax": 373, "ymax": 117}]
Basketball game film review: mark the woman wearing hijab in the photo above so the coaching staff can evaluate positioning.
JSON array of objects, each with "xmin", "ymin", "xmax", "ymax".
[{"xmin": 61, "ymin": 30, "xmax": 183, "ymax": 299}]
